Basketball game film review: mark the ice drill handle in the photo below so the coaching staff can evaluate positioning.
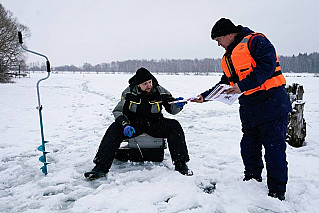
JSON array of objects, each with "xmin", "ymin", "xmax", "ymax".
[
  {"xmin": 46, "ymin": 61, "xmax": 51, "ymax": 73},
  {"xmin": 18, "ymin": 31, "xmax": 23, "ymax": 44}
]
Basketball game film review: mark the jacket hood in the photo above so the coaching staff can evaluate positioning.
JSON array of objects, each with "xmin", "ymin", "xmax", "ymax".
[
  {"xmin": 238, "ymin": 26, "xmax": 254, "ymax": 38},
  {"xmin": 226, "ymin": 26, "xmax": 254, "ymax": 52}
]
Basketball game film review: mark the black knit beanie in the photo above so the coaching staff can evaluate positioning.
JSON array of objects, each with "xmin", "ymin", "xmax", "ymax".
[
  {"xmin": 135, "ymin": 67, "xmax": 153, "ymax": 85},
  {"xmin": 211, "ymin": 18, "xmax": 240, "ymax": 39}
]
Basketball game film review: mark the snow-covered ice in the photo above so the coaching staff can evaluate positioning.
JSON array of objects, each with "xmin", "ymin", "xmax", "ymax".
[{"xmin": 1, "ymin": 72, "xmax": 318, "ymax": 213}]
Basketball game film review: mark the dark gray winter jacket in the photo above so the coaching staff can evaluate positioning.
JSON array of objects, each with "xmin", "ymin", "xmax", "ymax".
[{"xmin": 113, "ymin": 74, "xmax": 181, "ymax": 128}]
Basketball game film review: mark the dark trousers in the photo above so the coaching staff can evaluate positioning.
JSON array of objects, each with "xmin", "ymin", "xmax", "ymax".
[
  {"xmin": 93, "ymin": 118, "xmax": 190, "ymax": 170},
  {"xmin": 240, "ymin": 115, "xmax": 288, "ymax": 193}
]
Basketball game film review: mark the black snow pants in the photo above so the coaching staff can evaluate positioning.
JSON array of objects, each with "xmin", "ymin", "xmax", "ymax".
[{"xmin": 93, "ymin": 118, "xmax": 190, "ymax": 170}]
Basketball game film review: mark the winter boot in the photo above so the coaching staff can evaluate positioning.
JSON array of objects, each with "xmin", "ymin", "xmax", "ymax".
[
  {"xmin": 84, "ymin": 164, "xmax": 109, "ymax": 180},
  {"xmin": 268, "ymin": 191, "xmax": 285, "ymax": 201},
  {"xmin": 175, "ymin": 162, "xmax": 193, "ymax": 176},
  {"xmin": 243, "ymin": 175, "xmax": 262, "ymax": 182}
]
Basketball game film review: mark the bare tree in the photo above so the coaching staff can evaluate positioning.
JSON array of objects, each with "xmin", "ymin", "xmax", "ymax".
[{"xmin": 0, "ymin": 4, "xmax": 30, "ymax": 83}]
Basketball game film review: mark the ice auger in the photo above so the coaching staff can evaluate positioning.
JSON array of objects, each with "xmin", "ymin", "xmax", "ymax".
[{"xmin": 18, "ymin": 32, "xmax": 51, "ymax": 175}]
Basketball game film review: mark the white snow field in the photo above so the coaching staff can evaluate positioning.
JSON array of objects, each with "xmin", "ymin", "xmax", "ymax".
[{"xmin": 0, "ymin": 72, "xmax": 318, "ymax": 213}]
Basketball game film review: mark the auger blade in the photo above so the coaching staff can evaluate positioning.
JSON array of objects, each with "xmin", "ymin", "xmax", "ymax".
[
  {"xmin": 38, "ymin": 145, "xmax": 49, "ymax": 153},
  {"xmin": 38, "ymin": 145, "xmax": 45, "ymax": 152},
  {"xmin": 39, "ymin": 149, "xmax": 50, "ymax": 161},
  {"xmin": 39, "ymin": 155, "xmax": 45, "ymax": 163},
  {"xmin": 40, "ymin": 165, "xmax": 48, "ymax": 175}
]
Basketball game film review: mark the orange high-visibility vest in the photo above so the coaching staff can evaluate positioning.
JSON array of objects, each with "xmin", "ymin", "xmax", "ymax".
[{"xmin": 221, "ymin": 33, "xmax": 286, "ymax": 95}]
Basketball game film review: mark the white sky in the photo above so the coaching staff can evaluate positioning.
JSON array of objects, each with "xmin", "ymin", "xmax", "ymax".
[{"xmin": 2, "ymin": 0, "xmax": 319, "ymax": 66}]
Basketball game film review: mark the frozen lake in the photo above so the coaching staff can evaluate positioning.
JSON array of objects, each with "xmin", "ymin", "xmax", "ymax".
[{"xmin": 0, "ymin": 72, "xmax": 318, "ymax": 213}]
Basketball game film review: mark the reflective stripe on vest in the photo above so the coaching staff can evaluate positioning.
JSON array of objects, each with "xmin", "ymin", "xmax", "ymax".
[{"xmin": 221, "ymin": 32, "xmax": 286, "ymax": 95}]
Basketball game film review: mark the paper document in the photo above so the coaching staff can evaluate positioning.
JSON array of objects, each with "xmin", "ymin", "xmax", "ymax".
[{"xmin": 205, "ymin": 84, "xmax": 242, "ymax": 105}]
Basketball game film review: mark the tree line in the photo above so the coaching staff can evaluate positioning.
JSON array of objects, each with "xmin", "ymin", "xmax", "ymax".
[
  {"xmin": 28, "ymin": 58, "xmax": 222, "ymax": 74},
  {"xmin": 27, "ymin": 52, "xmax": 319, "ymax": 74},
  {"xmin": 279, "ymin": 53, "xmax": 319, "ymax": 74}
]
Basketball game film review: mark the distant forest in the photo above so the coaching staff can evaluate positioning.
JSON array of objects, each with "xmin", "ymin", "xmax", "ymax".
[{"xmin": 25, "ymin": 52, "xmax": 319, "ymax": 74}]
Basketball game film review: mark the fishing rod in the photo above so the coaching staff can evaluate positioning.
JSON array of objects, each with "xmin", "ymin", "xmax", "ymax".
[{"xmin": 18, "ymin": 32, "xmax": 51, "ymax": 175}]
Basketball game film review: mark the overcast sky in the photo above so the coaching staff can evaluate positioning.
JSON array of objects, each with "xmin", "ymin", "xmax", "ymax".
[{"xmin": 2, "ymin": 0, "xmax": 319, "ymax": 67}]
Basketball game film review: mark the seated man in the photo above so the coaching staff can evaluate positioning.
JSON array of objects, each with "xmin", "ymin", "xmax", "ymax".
[{"xmin": 84, "ymin": 67, "xmax": 193, "ymax": 180}]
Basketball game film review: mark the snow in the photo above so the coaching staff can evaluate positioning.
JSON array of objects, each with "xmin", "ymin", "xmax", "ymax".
[{"xmin": 1, "ymin": 72, "xmax": 319, "ymax": 213}]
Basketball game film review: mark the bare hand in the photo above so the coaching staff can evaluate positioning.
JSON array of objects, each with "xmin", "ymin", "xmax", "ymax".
[
  {"xmin": 225, "ymin": 84, "xmax": 241, "ymax": 94},
  {"xmin": 191, "ymin": 95, "xmax": 204, "ymax": 103}
]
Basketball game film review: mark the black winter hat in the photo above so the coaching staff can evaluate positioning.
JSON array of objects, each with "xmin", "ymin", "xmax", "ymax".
[
  {"xmin": 135, "ymin": 67, "xmax": 153, "ymax": 85},
  {"xmin": 211, "ymin": 18, "xmax": 240, "ymax": 39}
]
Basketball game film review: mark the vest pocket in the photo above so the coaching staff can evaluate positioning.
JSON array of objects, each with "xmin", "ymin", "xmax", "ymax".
[
  {"xmin": 236, "ymin": 63, "xmax": 253, "ymax": 80},
  {"xmin": 236, "ymin": 62, "xmax": 252, "ymax": 72},
  {"xmin": 240, "ymin": 68, "xmax": 249, "ymax": 72},
  {"xmin": 129, "ymin": 101, "xmax": 138, "ymax": 113},
  {"xmin": 150, "ymin": 102, "xmax": 161, "ymax": 113}
]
